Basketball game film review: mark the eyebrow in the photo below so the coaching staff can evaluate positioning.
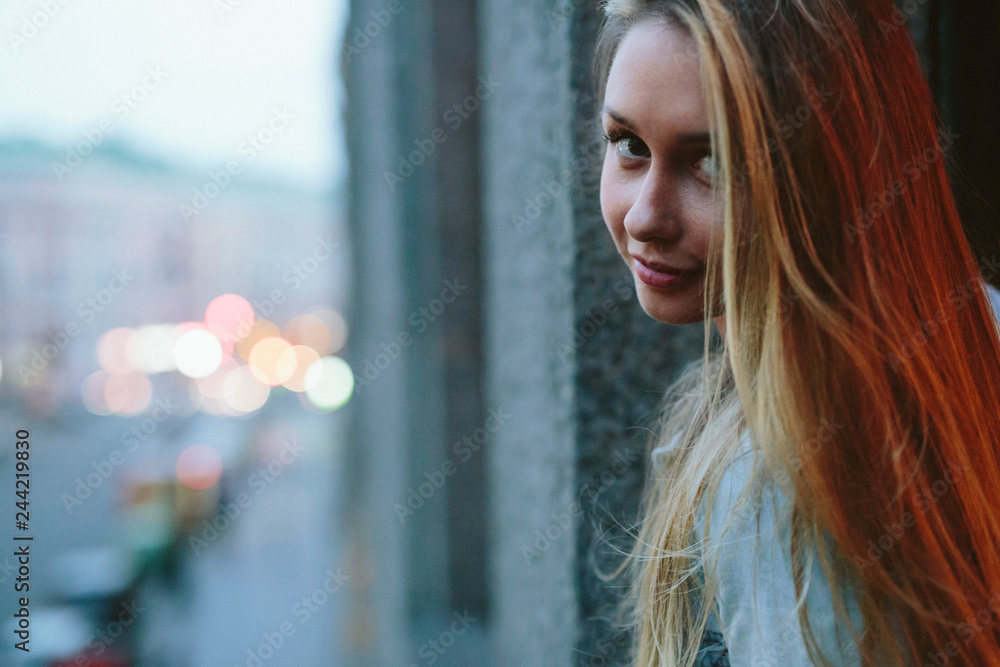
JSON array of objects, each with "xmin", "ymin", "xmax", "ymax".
[{"xmin": 601, "ymin": 106, "xmax": 712, "ymax": 145}]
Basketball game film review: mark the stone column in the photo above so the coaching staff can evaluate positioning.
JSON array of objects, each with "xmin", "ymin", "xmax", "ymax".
[{"xmin": 478, "ymin": 2, "xmax": 703, "ymax": 664}]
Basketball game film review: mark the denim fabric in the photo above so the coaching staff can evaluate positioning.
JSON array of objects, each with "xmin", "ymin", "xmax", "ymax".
[
  {"xmin": 650, "ymin": 407, "xmax": 867, "ymax": 665},
  {"xmin": 695, "ymin": 628, "xmax": 730, "ymax": 666},
  {"xmin": 691, "ymin": 434, "xmax": 865, "ymax": 666}
]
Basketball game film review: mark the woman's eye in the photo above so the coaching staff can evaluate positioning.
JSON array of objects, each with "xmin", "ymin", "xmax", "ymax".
[
  {"xmin": 603, "ymin": 130, "xmax": 650, "ymax": 160},
  {"xmin": 616, "ymin": 137, "xmax": 649, "ymax": 160}
]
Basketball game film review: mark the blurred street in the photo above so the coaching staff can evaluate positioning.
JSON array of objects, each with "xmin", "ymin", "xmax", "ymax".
[{"xmin": 1, "ymin": 395, "xmax": 349, "ymax": 666}]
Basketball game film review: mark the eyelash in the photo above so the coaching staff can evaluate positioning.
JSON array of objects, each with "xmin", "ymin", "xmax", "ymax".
[
  {"xmin": 601, "ymin": 127, "xmax": 715, "ymax": 178},
  {"xmin": 601, "ymin": 128, "xmax": 642, "ymax": 153}
]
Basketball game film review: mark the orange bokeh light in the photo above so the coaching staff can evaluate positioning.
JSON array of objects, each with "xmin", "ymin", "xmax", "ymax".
[
  {"xmin": 247, "ymin": 336, "xmax": 294, "ymax": 386},
  {"xmin": 277, "ymin": 345, "xmax": 322, "ymax": 392},
  {"xmin": 235, "ymin": 319, "xmax": 281, "ymax": 361}
]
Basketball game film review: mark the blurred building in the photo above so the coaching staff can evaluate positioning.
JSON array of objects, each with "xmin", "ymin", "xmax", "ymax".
[
  {"xmin": 0, "ymin": 137, "xmax": 346, "ymax": 410},
  {"xmin": 0, "ymin": 136, "xmax": 351, "ymax": 666}
]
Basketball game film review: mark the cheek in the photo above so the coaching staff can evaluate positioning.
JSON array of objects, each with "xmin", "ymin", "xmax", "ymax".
[{"xmin": 687, "ymin": 200, "xmax": 721, "ymax": 261}]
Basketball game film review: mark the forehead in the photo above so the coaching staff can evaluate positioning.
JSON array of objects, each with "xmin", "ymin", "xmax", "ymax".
[{"xmin": 604, "ymin": 20, "xmax": 708, "ymax": 137}]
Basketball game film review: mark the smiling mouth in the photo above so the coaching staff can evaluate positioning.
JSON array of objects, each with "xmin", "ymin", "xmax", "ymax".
[{"xmin": 632, "ymin": 258, "xmax": 702, "ymax": 288}]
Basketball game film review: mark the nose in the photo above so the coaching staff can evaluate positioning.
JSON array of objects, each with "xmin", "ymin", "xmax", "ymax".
[{"xmin": 622, "ymin": 164, "xmax": 682, "ymax": 244}]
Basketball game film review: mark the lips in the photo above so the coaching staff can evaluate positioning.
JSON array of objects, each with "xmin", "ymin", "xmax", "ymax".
[
  {"xmin": 634, "ymin": 256, "xmax": 698, "ymax": 275},
  {"xmin": 631, "ymin": 256, "xmax": 703, "ymax": 289}
]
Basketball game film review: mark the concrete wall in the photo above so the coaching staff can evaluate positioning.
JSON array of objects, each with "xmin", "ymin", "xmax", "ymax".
[
  {"xmin": 478, "ymin": 1, "xmax": 582, "ymax": 662},
  {"xmin": 341, "ymin": 0, "xmax": 489, "ymax": 664}
]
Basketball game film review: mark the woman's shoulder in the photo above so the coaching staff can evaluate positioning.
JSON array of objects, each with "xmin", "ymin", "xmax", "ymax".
[{"xmin": 692, "ymin": 430, "xmax": 865, "ymax": 665}]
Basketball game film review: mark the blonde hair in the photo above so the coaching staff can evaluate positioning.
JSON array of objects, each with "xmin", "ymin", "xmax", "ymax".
[{"xmin": 594, "ymin": 0, "xmax": 1000, "ymax": 665}]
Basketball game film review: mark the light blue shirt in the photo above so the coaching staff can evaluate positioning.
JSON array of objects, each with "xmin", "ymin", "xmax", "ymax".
[
  {"xmin": 649, "ymin": 280, "xmax": 1000, "ymax": 665},
  {"xmin": 694, "ymin": 432, "xmax": 865, "ymax": 665}
]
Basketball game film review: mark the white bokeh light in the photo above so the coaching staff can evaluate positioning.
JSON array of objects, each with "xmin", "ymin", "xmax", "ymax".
[
  {"xmin": 304, "ymin": 356, "xmax": 353, "ymax": 411},
  {"xmin": 174, "ymin": 329, "xmax": 223, "ymax": 379}
]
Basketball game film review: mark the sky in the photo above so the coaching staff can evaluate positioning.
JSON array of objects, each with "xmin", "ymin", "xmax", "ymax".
[{"xmin": 0, "ymin": 0, "xmax": 348, "ymax": 193}]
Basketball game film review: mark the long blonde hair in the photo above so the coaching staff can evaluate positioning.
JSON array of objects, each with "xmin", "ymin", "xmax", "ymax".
[{"xmin": 594, "ymin": 1, "xmax": 1000, "ymax": 665}]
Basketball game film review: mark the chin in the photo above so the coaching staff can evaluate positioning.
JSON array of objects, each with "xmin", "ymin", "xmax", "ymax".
[{"xmin": 634, "ymin": 281, "xmax": 705, "ymax": 325}]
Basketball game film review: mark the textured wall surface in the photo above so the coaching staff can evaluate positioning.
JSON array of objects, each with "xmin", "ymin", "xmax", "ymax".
[{"xmin": 478, "ymin": 2, "xmax": 581, "ymax": 663}]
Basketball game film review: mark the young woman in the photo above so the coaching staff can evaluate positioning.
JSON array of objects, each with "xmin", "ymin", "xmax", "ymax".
[{"xmin": 593, "ymin": 0, "xmax": 1000, "ymax": 665}]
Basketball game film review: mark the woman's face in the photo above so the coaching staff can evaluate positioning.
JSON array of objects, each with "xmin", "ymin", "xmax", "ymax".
[{"xmin": 600, "ymin": 19, "xmax": 722, "ymax": 326}]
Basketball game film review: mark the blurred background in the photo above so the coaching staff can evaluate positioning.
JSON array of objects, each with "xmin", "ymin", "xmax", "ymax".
[
  {"xmin": 0, "ymin": 1, "xmax": 352, "ymax": 665},
  {"xmin": 0, "ymin": 1, "xmax": 998, "ymax": 666}
]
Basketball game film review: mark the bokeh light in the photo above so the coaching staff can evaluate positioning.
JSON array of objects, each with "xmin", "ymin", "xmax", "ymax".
[
  {"xmin": 205, "ymin": 294, "xmax": 256, "ymax": 345},
  {"xmin": 174, "ymin": 328, "xmax": 224, "ymax": 379},
  {"xmin": 195, "ymin": 357, "xmax": 239, "ymax": 401},
  {"xmin": 311, "ymin": 308, "xmax": 348, "ymax": 354},
  {"xmin": 284, "ymin": 314, "xmax": 331, "ymax": 354},
  {"xmin": 126, "ymin": 324, "xmax": 179, "ymax": 374},
  {"xmin": 304, "ymin": 356, "xmax": 354, "ymax": 411},
  {"xmin": 97, "ymin": 328, "xmax": 135, "ymax": 374},
  {"xmin": 176, "ymin": 444, "xmax": 224, "ymax": 490},
  {"xmin": 82, "ymin": 370, "xmax": 154, "ymax": 416},
  {"xmin": 248, "ymin": 336, "xmax": 294, "ymax": 386},
  {"xmin": 277, "ymin": 345, "xmax": 322, "ymax": 392},
  {"xmin": 104, "ymin": 371, "xmax": 153, "ymax": 416},
  {"xmin": 235, "ymin": 319, "xmax": 281, "ymax": 361},
  {"xmin": 81, "ymin": 371, "xmax": 113, "ymax": 416},
  {"xmin": 222, "ymin": 365, "xmax": 271, "ymax": 414}
]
